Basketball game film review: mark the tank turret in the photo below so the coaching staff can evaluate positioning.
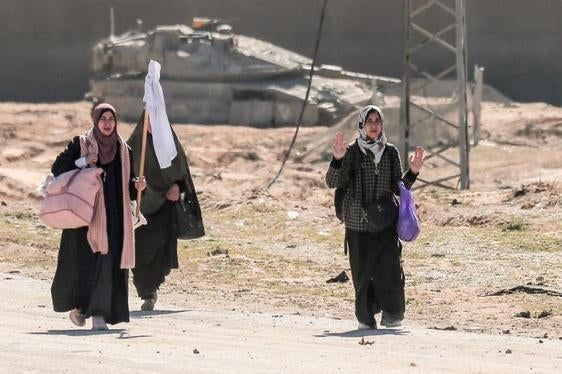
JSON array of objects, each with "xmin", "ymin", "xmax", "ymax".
[{"xmin": 88, "ymin": 18, "xmax": 399, "ymax": 126}]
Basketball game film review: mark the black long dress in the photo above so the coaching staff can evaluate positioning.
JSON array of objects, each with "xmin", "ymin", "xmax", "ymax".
[
  {"xmin": 50, "ymin": 137, "xmax": 135, "ymax": 325},
  {"xmin": 128, "ymin": 115, "xmax": 195, "ymax": 301},
  {"xmin": 132, "ymin": 200, "xmax": 179, "ymax": 300},
  {"xmin": 128, "ymin": 131, "xmax": 183, "ymax": 300}
]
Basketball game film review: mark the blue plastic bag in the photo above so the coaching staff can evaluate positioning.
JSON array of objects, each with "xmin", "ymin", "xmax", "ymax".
[{"xmin": 397, "ymin": 182, "xmax": 420, "ymax": 241}]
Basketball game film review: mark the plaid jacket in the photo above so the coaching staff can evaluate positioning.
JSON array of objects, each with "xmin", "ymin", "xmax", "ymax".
[{"xmin": 325, "ymin": 142, "xmax": 417, "ymax": 231}]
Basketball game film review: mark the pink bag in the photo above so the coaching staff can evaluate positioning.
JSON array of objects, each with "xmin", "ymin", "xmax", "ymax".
[{"xmin": 39, "ymin": 168, "xmax": 103, "ymax": 229}]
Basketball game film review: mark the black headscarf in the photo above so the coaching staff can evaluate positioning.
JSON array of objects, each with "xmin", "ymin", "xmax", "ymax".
[{"xmin": 127, "ymin": 110, "xmax": 193, "ymax": 215}]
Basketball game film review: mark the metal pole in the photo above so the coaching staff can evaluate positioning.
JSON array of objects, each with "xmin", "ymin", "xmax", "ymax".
[
  {"xmin": 473, "ymin": 65, "xmax": 484, "ymax": 146},
  {"xmin": 456, "ymin": 0, "xmax": 469, "ymax": 189},
  {"xmin": 371, "ymin": 78, "xmax": 380, "ymax": 106},
  {"xmin": 109, "ymin": 7, "xmax": 116, "ymax": 39},
  {"xmin": 399, "ymin": 0, "xmax": 411, "ymax": 169}
]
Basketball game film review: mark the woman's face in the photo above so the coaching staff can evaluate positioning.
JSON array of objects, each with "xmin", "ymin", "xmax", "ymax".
[
  {"xmin": 97, "ymin": 111, "xmax": 116, "ymax": 136},
  {"xmin": 364, "ymin": 111, "xmax": 382, "ymax": 140}
]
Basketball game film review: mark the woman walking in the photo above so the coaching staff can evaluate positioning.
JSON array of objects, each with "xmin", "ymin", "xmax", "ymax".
[
  {"xmin": 50, "ymin": 103, "xmax": 145, "ymax": 330},
  {"xmin": 325, "ymin": 104, "xmax": 424, "ymax": 329},
  {"xmin": 128, "ymin": 111, "xmax": 196, "ymax": 311}
]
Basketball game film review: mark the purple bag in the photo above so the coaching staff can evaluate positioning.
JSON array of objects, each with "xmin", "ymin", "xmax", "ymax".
[{"xmin": 397, "ymin": 182, "xmax": 420, "ymax": 241}]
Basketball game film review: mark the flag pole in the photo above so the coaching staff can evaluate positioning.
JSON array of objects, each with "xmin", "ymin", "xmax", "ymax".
[{"xmin": 135, "ymin": 109, "xmax": 149, "ymax": 217}]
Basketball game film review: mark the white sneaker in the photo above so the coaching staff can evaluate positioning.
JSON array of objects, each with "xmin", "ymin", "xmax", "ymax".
[
  {"xmin": 357, "ymin": 322, "xmax": 374, "ymax": 330},
  {"xmin": 381, "ymin": 314, "xmax": 402, "ymax": 327},
  {"xmin": 69, "ymin": 309, "xmax": 86, "ymax": 327},
  {"xmin": 383, "ymin": 319, "xmax": 402, "ymax": 327},
  {"xmin": 91, "ymin": 316, "xmax": 108, "ymax": 331},
  {"xmin": 141, "ymin": 298, "xmax": 155, "ymax": 311},
  {"xmin": 141, "ymin": 290, "xmax": 158, "ymax": 311}
]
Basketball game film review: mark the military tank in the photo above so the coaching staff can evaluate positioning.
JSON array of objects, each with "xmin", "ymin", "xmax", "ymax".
[{"xmin": 88, "ymin": 18, "xmax": 399, "ymax": 126}]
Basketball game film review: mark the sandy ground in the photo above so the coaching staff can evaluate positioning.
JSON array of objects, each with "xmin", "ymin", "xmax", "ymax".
[
  {"xmin": 2, "ymin": 265, "xmax": 561, "ymax": 373},
  {"xmin": 0, "ymin": 100, "xmax": 561, "ymax": 372}
]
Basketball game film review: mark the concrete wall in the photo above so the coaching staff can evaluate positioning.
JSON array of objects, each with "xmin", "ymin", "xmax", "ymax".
[{"xmin": 1, "ymin": 0, "xmax": 561, "ymax": 105}]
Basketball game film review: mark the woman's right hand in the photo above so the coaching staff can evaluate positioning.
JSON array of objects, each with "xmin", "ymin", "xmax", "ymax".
[
  {"xmin": 331, "ymin": 132, "xmax": 347, "ymax": 160},
  {"xmin": 86, "ymin": 153, "xmax": 98, "ymax": 167},
  {"xmin": 166, "ymin": 183, "xmax": 180, "ymax": 201}
]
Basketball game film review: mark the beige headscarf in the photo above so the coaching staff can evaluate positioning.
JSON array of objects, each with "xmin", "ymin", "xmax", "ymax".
[{"xmin": 79, "ymin": 103, "xmax": 135, "ymax": 269}]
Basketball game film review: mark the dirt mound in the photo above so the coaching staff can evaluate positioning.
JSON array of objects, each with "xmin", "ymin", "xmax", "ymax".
[{"xmin": 505, "ymin": 181, "xmax": 561, "ymax": 209}]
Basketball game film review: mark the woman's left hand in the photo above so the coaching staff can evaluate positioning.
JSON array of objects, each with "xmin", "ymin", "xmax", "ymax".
[
  {"xmin": 134, "ymin": 177, "xmax": 147, "ymax": 192},
  {"xmin": 409, "ymin": 146, "xmax": 425, "ymax": 174},
  {"xmin": 166, "ymin": 183, "xmax": 180, "ymax": 201}
]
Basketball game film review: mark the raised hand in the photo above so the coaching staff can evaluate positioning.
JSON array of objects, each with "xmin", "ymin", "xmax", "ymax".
[
  {"xmin": 331, "ymin": 132, "xmax": 347, "ymax": 160},
  {"xmin": 408, "ymin": 146, "xmax": 425, "ymax": 174},
  {"xmin": 86, "ymin": 152, "xmax": 98, "ymax": 167}
]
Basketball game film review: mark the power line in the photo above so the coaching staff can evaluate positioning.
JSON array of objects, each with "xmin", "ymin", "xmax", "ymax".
[{"xmin": 267, "ymin": 0, "xmax": 328, "ymax": 189}]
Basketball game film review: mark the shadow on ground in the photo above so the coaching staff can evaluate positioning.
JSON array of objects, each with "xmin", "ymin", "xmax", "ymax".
[
  {"xmin": 129, "ymin": 309, "xmax": 189, "ymax": 318},
  {"xmin": 314, "ymin": 328, "xmax": 410, "ymax": 338},
  {"xmin": 29, "ymin": 328, "xmax": 133, "ymax": 337}
]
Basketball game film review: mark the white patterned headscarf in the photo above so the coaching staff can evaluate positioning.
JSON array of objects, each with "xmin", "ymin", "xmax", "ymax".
[{"xmin": 357, "ymin": 104, "xmax": 387, "ymax": 165}]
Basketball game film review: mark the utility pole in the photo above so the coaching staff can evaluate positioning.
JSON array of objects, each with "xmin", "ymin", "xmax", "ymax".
[
  {"xmin": 400, "ymin": 0, "xmax": 470, "ymax": 189},
  {"xmin": 109, "ymin": 7, "xmax": 115, "ymax": 40}
]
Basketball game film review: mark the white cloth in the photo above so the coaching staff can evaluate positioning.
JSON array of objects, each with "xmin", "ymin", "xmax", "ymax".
[
  {"xmin": 36, "ymin": 173, "xmax": 54, "ymax": 198},
  {"xmin": 130, "ymin": 201, "xmax": 147, "ymax": 229},
  {"xmin": 74, "ymin": 157, "xmax": 87, "ymax": 169},
  {"xmin": 143, "ymin": 60, "xmax": 177, "ymax": 168}
]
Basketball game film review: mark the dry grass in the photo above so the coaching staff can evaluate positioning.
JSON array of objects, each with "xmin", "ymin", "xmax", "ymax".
[
  {"xmin": 2, "ymin": 177, "xmax": 561, "ymax": 339},
  {"xmin": 0, "ymin": 101, "xmax": 561, "ymax": 339}
]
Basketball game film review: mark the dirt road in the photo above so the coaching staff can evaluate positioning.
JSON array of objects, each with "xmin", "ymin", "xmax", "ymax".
[{"xmin": 1, "ymin": 267, "xmax": 560, "ymax": 373}]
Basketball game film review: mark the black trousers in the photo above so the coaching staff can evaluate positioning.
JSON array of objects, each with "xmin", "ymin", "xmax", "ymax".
[{"xmin": 346, "ymin": 227, "xmax": 405, "ymax": 326}]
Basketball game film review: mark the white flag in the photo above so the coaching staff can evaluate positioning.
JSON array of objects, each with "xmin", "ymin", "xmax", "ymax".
[{"xmin": 143, "ymin": 60, "xmax": 177, "ymax": 168}]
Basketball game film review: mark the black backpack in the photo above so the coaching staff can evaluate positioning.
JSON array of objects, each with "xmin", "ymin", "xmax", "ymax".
[{"xmin": 334, "ymin": 141, "xmax": 358, "ymax": 221}]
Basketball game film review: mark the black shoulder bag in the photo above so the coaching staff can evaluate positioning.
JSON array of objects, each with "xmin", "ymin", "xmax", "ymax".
[
  {"xmin": 360, "ymin": 148, "xmax": 398, "ymax": 233},
  {"xmin": 175, "ymin": 178, "xmax": 205, "ymax": 240}
]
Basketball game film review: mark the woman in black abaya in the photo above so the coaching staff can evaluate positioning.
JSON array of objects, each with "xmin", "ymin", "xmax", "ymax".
[
  {"xmin": 128, "ymin": 110, "xmax": 196, "ymax": 311},
  {"xmin": 50, "ymin": 103, "xmax": 146, "ymax": 330}
]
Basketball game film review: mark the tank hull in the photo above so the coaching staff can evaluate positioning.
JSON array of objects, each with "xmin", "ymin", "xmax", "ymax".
[{"xmin": 88, "ymin": 21, "xmax": 398, "ymax": 126}]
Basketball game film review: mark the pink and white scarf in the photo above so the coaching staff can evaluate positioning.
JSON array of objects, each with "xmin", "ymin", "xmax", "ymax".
[{"xmin": 80, "ymin": 129, "xmax": 135, "ymax": 269}]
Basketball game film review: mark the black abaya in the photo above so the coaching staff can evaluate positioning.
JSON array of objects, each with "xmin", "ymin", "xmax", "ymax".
[{"xmin": 50, "ymin": 137, "xmax": 133, "ymax": 325}]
